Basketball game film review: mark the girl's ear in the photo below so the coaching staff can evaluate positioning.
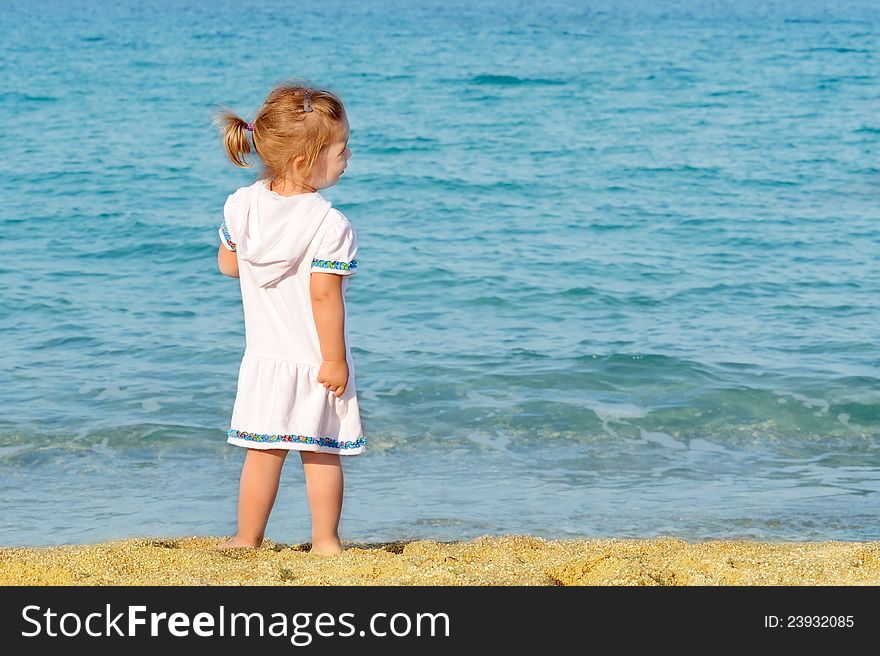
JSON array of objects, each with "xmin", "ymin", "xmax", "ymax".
[{"xmin": 291, "ymin": 154, "xmax": 306, "ymax": 175}]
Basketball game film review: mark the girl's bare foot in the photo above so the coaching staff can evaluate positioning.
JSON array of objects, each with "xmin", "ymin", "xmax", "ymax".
[
  {"xmin": 217, "ymin": 536, "xmax": 261, "ymax": 550},
  {"xmin": 309, "ymin": 537, "xmax": 344, "ymax": 555}
]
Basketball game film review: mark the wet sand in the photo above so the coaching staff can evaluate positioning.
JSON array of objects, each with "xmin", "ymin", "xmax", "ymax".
[{"xmin": 1, "ymin": 534, "xmax": 879, "ymax": 585}]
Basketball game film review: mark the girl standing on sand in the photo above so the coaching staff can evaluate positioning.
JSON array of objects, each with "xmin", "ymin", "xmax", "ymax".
[{"xmin": 212, "ymin": 81, "xmax": 363, "ymax": 555}]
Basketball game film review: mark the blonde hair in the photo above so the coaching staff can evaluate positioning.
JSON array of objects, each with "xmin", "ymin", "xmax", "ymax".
[{"xmin": 212, "ymin": 79, "xmax": 347, "ymax": 183}]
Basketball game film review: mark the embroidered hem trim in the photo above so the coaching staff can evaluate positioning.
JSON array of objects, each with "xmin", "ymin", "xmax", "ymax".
[
  {"xmin": 311, "ymin": 258, "xmax": 358, "ymax": 272},
  {"xmin": 219, "ymin": 220, "xmax": 237, "ymax": 251},
  {"xmin": 227, "ymin": 428, "xmax": 365, "ymax": 450}
]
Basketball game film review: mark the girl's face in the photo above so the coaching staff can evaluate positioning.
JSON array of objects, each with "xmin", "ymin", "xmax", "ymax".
[{"xmin": 306, "ymin": 118, "xmax": 351, "ymax": 190}]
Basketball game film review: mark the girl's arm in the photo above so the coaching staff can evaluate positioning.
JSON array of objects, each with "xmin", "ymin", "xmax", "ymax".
[
  {"xmin": 217, "ymin": 245, "xmax": 239, "ymax": 278},
  {"xmin": 310, "ymin": 273, "xmax": 347, "ymax": 362}
]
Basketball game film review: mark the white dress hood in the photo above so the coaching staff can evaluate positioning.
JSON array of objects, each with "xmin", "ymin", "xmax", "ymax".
[{"xmin": 224, "ymin": 179, "xmax": 334, "ymax": 288}]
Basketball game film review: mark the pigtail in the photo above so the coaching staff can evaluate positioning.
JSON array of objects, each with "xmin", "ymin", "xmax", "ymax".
[{"xmin": 212, "ymin": 106, "xmax": 254, "ymax": 168}]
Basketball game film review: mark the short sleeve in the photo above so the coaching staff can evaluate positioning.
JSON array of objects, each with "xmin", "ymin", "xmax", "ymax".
[
  {"xmin": 310, "ymin": 218, "xmax": 359, "ymax": 276},
  {"xmin": 217, "ymin": 187, "xmax": 248, "ymax": 252}
]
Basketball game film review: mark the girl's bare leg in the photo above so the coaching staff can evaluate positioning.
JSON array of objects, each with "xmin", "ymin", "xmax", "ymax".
[
  {"xmin": 300, "ymin": 451, "xmax": 344, "ymax": 554},
  {"xmin": 218, "ymin": 448, "xmax": 288, "ymax": 549}
]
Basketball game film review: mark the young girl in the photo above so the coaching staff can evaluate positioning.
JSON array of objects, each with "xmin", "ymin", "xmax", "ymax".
[{"xmin": 212, "ymin": 82, "xmax": 362, "ymax": 555}]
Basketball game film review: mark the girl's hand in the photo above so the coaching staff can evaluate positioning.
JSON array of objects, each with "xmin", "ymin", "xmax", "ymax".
[{"xmin": 317, "ymin": 359, "xmax": 349, "ymax": 397}]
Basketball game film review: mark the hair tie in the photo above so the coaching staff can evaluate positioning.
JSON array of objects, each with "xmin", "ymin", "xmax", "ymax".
[
  {"xmin": 246, "ymin": 122, "xmax": 254, "ymax": 131},
  {"xmin": 303, "ymin": 90, "xmax": 313, "ymax": 113}
]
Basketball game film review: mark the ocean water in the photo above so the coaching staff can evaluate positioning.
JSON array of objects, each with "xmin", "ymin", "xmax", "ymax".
[{"xmin": 1, "ymin": 0, "xmax": 878, "ymax": 547}]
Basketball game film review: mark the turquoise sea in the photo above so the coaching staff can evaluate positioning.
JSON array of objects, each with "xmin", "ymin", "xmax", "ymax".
[{"xmin": 1, "ymin": 0, "xmax": 878, "ymax": 547}]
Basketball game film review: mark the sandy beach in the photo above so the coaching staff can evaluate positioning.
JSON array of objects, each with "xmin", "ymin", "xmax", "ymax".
[{"xmin": 1, "ymin": 534, "xmax": 879, "ymax": 585}]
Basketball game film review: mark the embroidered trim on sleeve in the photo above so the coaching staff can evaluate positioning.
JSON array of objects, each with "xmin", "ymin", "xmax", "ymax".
[
  {"xmin": 311, "ymin": 258, "xmax": 358, "ymax": 272},
  {"xmin": 219, "ymin": 220, "xmax": 237, "ymax": 252}
]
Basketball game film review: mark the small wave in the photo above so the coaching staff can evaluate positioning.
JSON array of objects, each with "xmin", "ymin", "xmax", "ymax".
[
  {"xmin": 507, "ymin": 348, "xmax": 549, "ymax": 360},
  {"xmin": 462, "ymin": 295, "xmax": 509, "ymax": 307},
  {"xmin": 589, "ymin": 400, "xmax": 650, "ymax": 422},
  {"xmin": 806, "ymin": 47, "xmax": 869, "ymax": 53},
  {"xmin": 192, "ymin": 31, "xmax": 236, "ymax": 40},
  {"xmin": 367, "ymin": 144, "xmax": 435, "ymax": 154},
  {"xmin": 631, "ymin": 165, "xmax": 722, "ymax": 176},
  {"xmin": 1, "ymin": 93, "xmax": 59, "ymax": 103},
  {"xmin": 639, "ymin": 428, "xmax": 687, "ymax": 450},
  {"xmin": 558, "ymin": 286, "xmax": 600, "ymax": 299},
  {"xmin": 35, "ymin": 335, "xmax": 101, "ymax": 349},
  {"xmin": 736, "ymin": 177, "xmax": 802, "ymax": 187},
  {"xmin": 707, "ymin": 89, "xmax": 760, "ymax": 98},
  {"xmin": 159, "ymin": 309, "xmax": 196, "ymax": 318},
  {"xmin": 468, "ymin": 74, "xmax": 566, "ymax": 86}
]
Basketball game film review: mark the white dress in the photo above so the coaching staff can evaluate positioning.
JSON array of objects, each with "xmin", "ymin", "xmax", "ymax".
[{"xmin": 217, "ymin": 178, "xmax": 365, "ymax": 455}]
